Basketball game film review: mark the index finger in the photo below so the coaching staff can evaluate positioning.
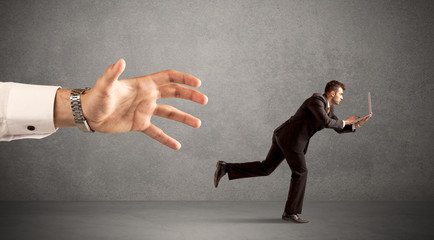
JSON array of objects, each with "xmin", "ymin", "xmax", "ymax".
[{"xmin": 148, "ymin": 69, "xmax": 201, "ymax": 87}]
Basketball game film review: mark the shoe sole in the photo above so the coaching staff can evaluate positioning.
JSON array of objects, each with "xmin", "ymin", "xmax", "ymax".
[
  {"xmin": 214, "ymin": 161, "xmax": 224, "ymax": 188},
  {"xmin": 214, "ymin": 162, "xmax": 219, "ymax": 188},
  {"xmin": 281, "ymin": 215, "xmax": 309, "ymax": 223}
]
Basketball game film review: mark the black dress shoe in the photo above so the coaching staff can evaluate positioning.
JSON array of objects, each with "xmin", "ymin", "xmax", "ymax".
[
  {"xmin": 282, "ymin": 213, "xmax": 309, "ymax": 223},
  {"xmin": 214, "ymin": 161, "xmax": 226, "ymax": 188}
]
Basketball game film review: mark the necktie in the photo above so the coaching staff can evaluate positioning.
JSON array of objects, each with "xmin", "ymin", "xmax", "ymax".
[{"xmin": 327, "ymin": 107, "xmax": 330, "ymax": 114}]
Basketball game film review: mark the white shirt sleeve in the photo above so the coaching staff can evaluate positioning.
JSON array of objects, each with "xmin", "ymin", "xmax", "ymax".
[
  {"xmin": 0, "ymin": 82, "xmax": 60, "ymax": 141},
  {"xmin": 343, "ymin": 119, "xmax": 356, "ymax": 131}
]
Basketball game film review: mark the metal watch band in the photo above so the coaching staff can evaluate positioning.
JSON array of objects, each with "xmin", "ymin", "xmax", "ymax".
[{"xmin": 70, "ymin": 88, "xmax": 94, "ymax": 133}]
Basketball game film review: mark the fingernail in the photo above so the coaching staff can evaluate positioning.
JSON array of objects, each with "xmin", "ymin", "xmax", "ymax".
[{"xmin": 203, "ymin": 95, "xmax": 208, "ymax": 104}]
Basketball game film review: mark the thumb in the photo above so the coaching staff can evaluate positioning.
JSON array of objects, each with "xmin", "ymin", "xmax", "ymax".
[{"xmin": 101, "ymin": 58, "xmax": 126, "ymax": 83}]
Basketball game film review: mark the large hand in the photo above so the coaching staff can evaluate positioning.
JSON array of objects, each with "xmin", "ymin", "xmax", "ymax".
[{"xmin": 81, "ymin": 59, "xmax": 208, "ymax": 150}]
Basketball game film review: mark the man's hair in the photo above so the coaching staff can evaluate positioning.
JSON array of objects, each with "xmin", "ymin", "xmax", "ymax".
[{"xmin": 324, "ymin": 80, "xmax": 345, "ymax": 94}]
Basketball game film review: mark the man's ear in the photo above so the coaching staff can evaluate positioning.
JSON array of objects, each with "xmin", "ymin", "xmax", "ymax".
[{"xmin": 330, "ymin": 90, "xmax": 335, "ymax": 97}]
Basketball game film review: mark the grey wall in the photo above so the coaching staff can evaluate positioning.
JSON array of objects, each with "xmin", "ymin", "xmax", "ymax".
[{"xmin": 0, "ymin": 0, "xmax": 433, "ymax": 201}]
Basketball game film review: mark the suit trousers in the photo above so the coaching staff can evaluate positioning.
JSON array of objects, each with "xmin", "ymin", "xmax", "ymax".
[{"xmin": 226, "ymin": 133, "xmax": 308, "ymax": 214}]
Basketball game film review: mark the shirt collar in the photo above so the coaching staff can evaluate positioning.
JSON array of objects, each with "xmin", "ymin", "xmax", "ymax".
[{"xmin": 323, "ymin": 93, "xmax": 330, "ymax": 110}]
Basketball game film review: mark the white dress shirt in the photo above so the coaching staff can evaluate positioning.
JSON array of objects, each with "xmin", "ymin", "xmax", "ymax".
[{"xmin": 0, "ymin": 82, "xmax": 60, "ymax": 141}]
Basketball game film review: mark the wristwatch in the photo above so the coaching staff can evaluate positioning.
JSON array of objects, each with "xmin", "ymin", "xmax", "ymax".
[{"xmin": 70, "ymin": 88, "xmax": 94, "ymax": 133}]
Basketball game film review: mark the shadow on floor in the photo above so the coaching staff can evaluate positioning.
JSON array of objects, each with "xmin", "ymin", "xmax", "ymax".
[{"xmin": 198, "ymin": 217, "xmax": 288, "ymax": 224}]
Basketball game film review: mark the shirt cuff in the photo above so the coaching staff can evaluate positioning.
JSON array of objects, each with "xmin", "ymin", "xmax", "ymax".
[{"xmin": 3, "ymin": 82, "xmax": 60, "ymax": 140}]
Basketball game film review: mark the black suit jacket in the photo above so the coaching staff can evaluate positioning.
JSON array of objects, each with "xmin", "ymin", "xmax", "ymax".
[{"xmin": 274, "ymin": 93, "xmax": 354, "ymax": 153}]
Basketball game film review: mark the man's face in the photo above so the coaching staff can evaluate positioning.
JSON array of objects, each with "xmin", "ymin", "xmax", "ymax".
[{"xmin": 331, "ymin": 87, "xmax": 344, "ymax": 105}]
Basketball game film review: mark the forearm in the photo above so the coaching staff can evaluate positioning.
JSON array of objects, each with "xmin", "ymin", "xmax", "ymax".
[
  {"xmin": 338, "ymin": 117, "xmax": 355, "ymax": 133},
  {"xmin": 54, "ymin": 89, "xmax": 75, "ymax": 128},
  {"xmin": 0, "ymin": 82, "xmax": 59, "ymax": 141}
]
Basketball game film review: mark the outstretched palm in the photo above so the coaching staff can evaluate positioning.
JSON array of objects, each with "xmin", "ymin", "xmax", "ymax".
[{"xmin": 82, "ymin": 59, "xmax": 207, "ymax": 150}]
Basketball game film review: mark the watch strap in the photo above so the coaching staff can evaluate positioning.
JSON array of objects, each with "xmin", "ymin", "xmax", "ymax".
[{"xmin": 70, "ymin": 88, "xmax": 94, "ymax": 133}]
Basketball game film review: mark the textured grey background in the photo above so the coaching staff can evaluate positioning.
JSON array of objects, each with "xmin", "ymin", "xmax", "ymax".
[{"xmin": 0, "ymin": 0, "xmax": 433, "ymax": 201}]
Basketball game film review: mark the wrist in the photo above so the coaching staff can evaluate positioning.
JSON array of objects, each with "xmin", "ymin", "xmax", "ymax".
[
  {"xmin": 70, "ymin": 88, "xmax": 94, "ymax": 132},
  {"xmin": 54, "ymin": 89, "xmax": 75, "ymax": 128}
]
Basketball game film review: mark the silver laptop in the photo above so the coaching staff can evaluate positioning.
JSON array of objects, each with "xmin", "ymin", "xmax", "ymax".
[{"xmin": 354, "ymin": 92, "xmax": 373, "ymax": 124}]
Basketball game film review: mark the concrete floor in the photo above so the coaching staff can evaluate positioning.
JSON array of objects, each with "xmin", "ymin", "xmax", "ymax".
[{"xmin": 0, "ymin": 201, "xmax": 433, "ymax": 240}]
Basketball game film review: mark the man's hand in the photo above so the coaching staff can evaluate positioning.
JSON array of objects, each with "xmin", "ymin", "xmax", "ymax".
[
  {"xmin": 344, "ymin": 116, "xmax": 360, "ymax": 125},
  {"xmin": 356, "ymin": 115, "xmax": 372, "ymax": 127},
  {"xmin": 54, "ymin": 59, "xmax": 208, "ymax": 150}
]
